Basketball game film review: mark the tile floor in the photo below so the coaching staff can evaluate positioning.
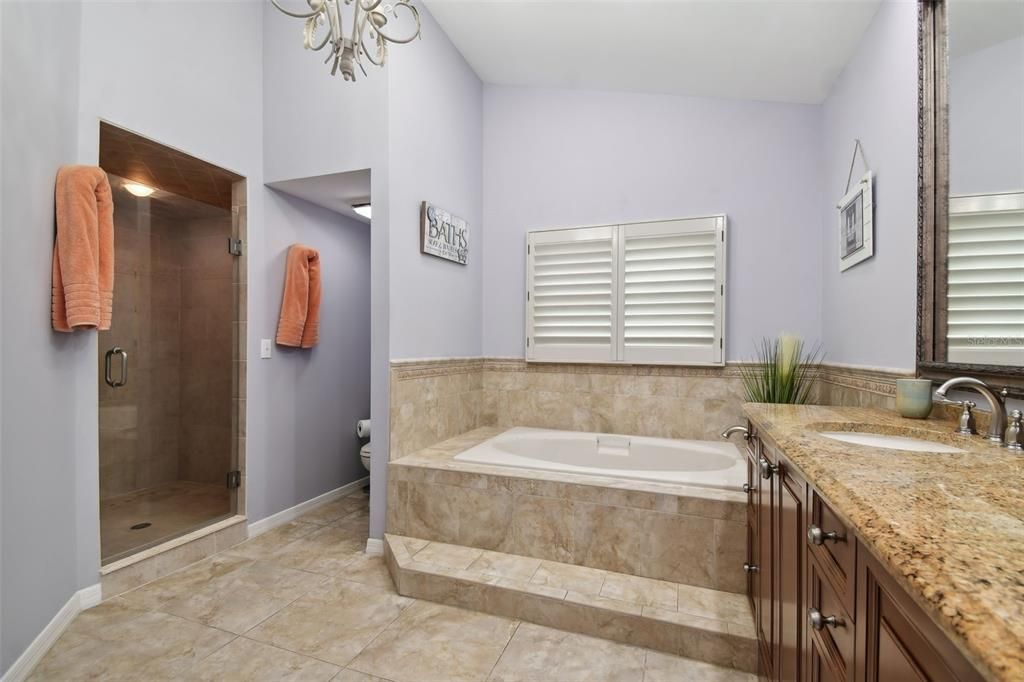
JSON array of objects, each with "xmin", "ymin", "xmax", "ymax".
[
  {"xmin": 101, "ymin": 481, "xmax": 231, "ymax": 563},
  {"xmin": 35, "ymin": 489, "xmax": 755, "ymax": 681}
]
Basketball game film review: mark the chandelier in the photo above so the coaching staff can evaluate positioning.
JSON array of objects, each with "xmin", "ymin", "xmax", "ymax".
[{"xmin": 271, "ymin": 0, "xmax": 421, "ymax": 81}]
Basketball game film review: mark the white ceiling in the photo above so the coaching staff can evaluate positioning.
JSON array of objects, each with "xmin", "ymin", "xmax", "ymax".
[
  {"xmin": 267, "ymin": 169, "xmax": 372, "ymax": 224},
  {"xmin": 422, "ymin": 0, "xmax": 883, "ymax": 104}
]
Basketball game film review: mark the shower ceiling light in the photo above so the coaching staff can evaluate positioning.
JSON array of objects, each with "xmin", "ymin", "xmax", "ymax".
[
  {"xmin": 270, "ymin": 0, "xmax": 422, "ymax": 82},
  {"xmin": 123, "ymin": 182, "xmax": 155, "ymax": 198},
  {"xmin": 352, "ymin": 203, "xmax": 372, "ymax": 219}
]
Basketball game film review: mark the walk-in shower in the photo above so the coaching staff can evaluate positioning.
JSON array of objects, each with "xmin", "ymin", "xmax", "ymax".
[{"xmin": 98, "ymin": 123, "xmax": 246, "ymax": 564}]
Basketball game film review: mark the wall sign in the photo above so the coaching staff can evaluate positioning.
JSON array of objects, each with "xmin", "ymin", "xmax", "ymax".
[{"xmin": 420, "ymin": 201, "xmax": 468, "ymax": 265}]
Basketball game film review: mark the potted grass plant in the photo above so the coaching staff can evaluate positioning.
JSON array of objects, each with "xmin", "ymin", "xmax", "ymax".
[{"xmin": 740, "ymin": 334, "xmax": 824, "ymax": 404}]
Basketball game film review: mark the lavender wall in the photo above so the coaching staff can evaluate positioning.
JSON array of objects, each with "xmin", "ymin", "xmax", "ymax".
[
  {"xmin": 949, "ymin": 35, "xmax": 1024, "ymax": 196},
  {"xmin": 262, "ymin": 3, "xmax": 392, "ymax": 539},
  {"xmin": 256, "ymin": 191, "xmax": 371, "ymax": 520},
  {"xmin": 481, "ymin": 86, "xmax": 823, "ymax": 361},
  {"xmin": 820, "ymin": 0, "xmax": 919, "ymax": 370},
  {"xmin": 1, "ymin": 2, "xmax": 86, "ymax": 672},
  {"xmin": 387, "ymin": 7, "xmax": 484, "ymax": 360}
]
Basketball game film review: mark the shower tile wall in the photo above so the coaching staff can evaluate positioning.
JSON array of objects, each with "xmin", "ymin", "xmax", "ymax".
[{"xmin": 99, "ymin": 207, "xmax": 232, "ymax": 498}]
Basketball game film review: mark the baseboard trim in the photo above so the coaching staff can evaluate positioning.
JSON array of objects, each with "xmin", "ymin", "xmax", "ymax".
[
  {"xmin": 365, "ymin": 537, "xmax": 384, "ymax": 555},
  {"xmin": 0, "ymin": 584, "xmax": 101, "ymax": 682},
  {"xmin": 248, "ymin": 476, "xmax": 369, "ymax": 538}
]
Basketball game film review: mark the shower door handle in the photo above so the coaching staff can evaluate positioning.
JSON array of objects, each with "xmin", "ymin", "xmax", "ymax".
[{"xmin": 104, "ymin": 347, "xmax": 128, "ymax": 388}]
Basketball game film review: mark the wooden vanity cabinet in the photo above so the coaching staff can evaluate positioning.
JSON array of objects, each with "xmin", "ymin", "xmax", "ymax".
[{"xmin": 744, "ymin": 423, "xmax": 985, "ymax": 682}]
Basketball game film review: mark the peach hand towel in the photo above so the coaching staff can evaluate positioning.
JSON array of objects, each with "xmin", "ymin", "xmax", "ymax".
[
  {"xmin": 52, "ymin": 165, "xmax": 114, "ymax": 332},
  {"xmin": 276, "ymin": 244, "xmax": 321, "ymax": 348}
]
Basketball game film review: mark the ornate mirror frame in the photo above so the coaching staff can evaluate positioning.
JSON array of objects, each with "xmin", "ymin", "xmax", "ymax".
[{"xmin": 916, "ymin": 0, "xmax": 1024, "ymax": 396}]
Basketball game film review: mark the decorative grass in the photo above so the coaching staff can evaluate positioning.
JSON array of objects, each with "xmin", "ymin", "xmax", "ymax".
[{"xmin": 740, "ymin": 335, "xmax": 824, "ymax": 404}]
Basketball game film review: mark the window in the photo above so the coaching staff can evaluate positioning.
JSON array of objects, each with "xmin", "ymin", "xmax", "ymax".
[
  {"xmin": 946, "ymin": 192, "xmax": 1024, "ymax": 366},
  {"xmin": 526, "ymin": 216, "xmax": 726, "ymax": 366}
]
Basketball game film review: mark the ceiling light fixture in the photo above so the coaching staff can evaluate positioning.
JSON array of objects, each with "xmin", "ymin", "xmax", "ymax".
[
  {"xmin": 123, "ymin": 181, "xmax": 155, "ymax": 198},
  {"xmin": 352, "ymin": 203, "xmax": 372, "ymax": 219},
  {"xmin": 270, "ymin": 0, "xmax": 422, "ymax": 82}
]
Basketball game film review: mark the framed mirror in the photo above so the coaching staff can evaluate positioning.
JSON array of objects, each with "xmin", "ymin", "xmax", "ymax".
[{"xmin": 918, "ymin": 0, "xmax": 1024, "ymax": 395}]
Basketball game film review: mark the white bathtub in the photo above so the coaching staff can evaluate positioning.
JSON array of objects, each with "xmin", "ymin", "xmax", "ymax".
[{"xmin": 454, "ymin": 427, "xmax": 746, "ymax": 490}]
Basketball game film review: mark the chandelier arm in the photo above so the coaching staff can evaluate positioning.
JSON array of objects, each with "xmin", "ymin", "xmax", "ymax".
[
  {"xmin": 367, "ymin": 4, "xmax": 421, "ymax": 44},
  {"xmin": 360, "ymin": 35, "xmax": 385, "ymax": 66},
  {"xmin": 270, "ymin": 0, "xmax": 320, "ymax": 19},
  {"xmin": 310, "ymin": 26, "xmax": 332, "ymax": 51},
  {"xmin": 357, "ymin": 0, "xmax": 384, "ymax": 12}
]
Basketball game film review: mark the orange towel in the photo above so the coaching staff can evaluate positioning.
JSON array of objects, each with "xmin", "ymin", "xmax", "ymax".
[
  {"xmin": 51, "ymin": 165, "xmax": 114, "ymax": 332},
  {"xmin": 276, "ymin": 244, "xmax": 321, "ymax": 348}
]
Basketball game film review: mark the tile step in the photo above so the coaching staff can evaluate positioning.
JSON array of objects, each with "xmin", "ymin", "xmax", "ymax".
[{"xmin": 384, "ymin": 534, "xmax": 757, "ymax": 674}]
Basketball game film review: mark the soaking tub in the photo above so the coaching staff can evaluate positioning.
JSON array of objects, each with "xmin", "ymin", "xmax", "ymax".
[{"xmin": 453, "ymin": 426, "xmax": 746, "ymax": 490}]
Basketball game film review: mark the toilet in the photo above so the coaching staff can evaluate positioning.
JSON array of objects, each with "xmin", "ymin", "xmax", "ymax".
[{"xmin": 360, "ymin": 442, "xmax": 371, "ymax": 472}]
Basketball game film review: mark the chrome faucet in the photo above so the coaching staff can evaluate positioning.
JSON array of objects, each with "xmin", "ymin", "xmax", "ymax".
[
  {"xmin": 720, "ymin": 425, "xmax": 749, "ymax": 440},
  {"xmin": 933, "ymin": 377, "xmax": 1008, "ymax": 444}
]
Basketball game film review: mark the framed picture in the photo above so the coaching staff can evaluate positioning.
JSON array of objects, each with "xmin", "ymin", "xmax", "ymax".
[
  {"xmin": 420, "ymin": 201, "xmax": 468, "ymax": 265},
  {"xmin": 837, "ymin": 170, "xmax": 873, "ymax": 271}
]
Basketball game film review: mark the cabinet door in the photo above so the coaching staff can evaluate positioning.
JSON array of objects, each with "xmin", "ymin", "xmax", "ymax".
[
  {"xmin": 856, "ymin": 551, "xmax": 984, "ymax": 682},
  {"xmin": 775, "ymin": 461, "xmax": 805, "ymax": 682}
]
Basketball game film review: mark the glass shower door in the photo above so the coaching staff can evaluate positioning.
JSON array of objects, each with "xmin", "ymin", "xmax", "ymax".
[{"xmin": 98, "ymin": 169, "xmax": 236, "ymax": 564}]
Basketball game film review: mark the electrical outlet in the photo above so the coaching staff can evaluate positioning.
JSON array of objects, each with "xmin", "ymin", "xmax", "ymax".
[{"xmin": 260, "ymin": 338, "xmax": 272, "ymax": 359}]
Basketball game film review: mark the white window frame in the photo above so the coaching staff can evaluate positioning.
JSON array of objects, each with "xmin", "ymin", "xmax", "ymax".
[{"xmin": 525, "ymin": 215, "xmax": 727, "ymax": 366}]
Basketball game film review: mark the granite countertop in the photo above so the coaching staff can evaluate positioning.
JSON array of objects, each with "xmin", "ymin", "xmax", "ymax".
[{"xmin": 743, "ymin": 403, "xmax": 1024, "ymax": 682}]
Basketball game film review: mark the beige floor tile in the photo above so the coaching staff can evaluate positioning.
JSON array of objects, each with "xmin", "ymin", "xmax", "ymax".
[
  {"xmin": 676, "ymin": 584, "xmax": 754, "ymax": 626},
  {"xmin": 349, "ymin": 601, "xmax": 517, "ymax": 682},
  {"xmin": 28, "ymin": 599, "xmax": 235, "ymax": 681},
  {"xmin": 157, "ymin": 559, "xmax": 326, "ymax": 634},
  {"xmin": 246, "ymin": 578, "xmax": 413, "ymax": 667},
  {"xmin": 298, "ymin": 495, "xmax": 368, "ymax": 525},
  {"xmin": 466, "ymin": 550, "xmax": 541, "ymax": 582},
  {"xmin": 333, "ymin": 669, "xmax": 393, "ymax": 682},
  {"xmin": 226, "ymin": 521, "xmax": 321, "ymax": 560},
  {"xmin": 337, "ymin": 554, "xmax": 395, "ymax": 589},
  {"xmin": 529, "ymin": 561, "xmax": 606, "ymax": 597},
  {"xmin": 333, "ymin": 508, "xmax": 370, "ymax": 534},
  {"xmin": 192, "ymin": 637, "xmax": 341, "ymax": 681},
  {"xmin": 488, "ymin": 622, "xmax": 645, "ymax": 682},
  {"xmin": 411, "ymin": 541, "xmax": 484, "ymax": 571},
  {"xmin": 271, "ymin": 525, "xmax": 366, "ymax": 575},
  {"xmin": 643, "ymin": 650, "xmax": 757, "ymax": 682},
  {"xmin": 121, "ymin": 553, "xmax": 254, "ymax": 611},
  {"xmin": 600, "ymin": 573, "xmax": 678, "ymax": 610}
]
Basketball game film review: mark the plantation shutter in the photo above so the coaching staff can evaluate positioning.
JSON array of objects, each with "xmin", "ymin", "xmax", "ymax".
[
  {"xmin": 526, "ymin": 226, "xmax": 618, "ymax": 362},
  {"xmin": 619, "ymin": 218, "xmax": 725, "ymax": 365},
  {"xmin": 946, "ymin": 192, "xmax": 1024, "ymax": 366}
]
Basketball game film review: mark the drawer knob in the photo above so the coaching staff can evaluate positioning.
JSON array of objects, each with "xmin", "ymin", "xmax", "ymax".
[
  {"xmin": 808, "ymin": 608, "xmax": 844, "ymax": 631},
  {"xmin": 743, "ymin": 563, "xmax": 759, "ymax": 573},
  {"xmin": 742, "ymin": 483, "xmax": 753, "ymax": 493},
  {"xmin": 807, "ymin": 525, "xmax": 843, "ymax": 545},
  {"xmin": 759, "ymin": 458, "xmax": 778, "ymax": 479}
]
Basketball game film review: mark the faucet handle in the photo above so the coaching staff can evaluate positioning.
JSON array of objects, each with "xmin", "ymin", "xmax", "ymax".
[
  {"xmin": 956, "ymin": 401, "xmax": 976, "ymax": 435},
  {"xmin": 1006, "ymin": 410, "xmax": 1023, "ymax": 452}
]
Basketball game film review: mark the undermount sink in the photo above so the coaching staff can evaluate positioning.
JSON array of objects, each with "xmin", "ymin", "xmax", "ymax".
[{"xmin": 818, "ymin": 431, "xmax": 965, "ymax": 454}]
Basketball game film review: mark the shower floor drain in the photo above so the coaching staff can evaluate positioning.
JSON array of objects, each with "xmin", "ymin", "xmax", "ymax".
[{"xmin": 130, "ymin": 522, "xmax": 152, "ymax": 530}]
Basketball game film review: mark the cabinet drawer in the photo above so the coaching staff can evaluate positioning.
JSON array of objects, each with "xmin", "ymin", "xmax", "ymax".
[
  {"xmin": 809, "ymin": 558, "xmax": 854, "ymax": 682},
  {"xmin": 808, "ymin": 489, "xmax": 855, "ymax": 614}
]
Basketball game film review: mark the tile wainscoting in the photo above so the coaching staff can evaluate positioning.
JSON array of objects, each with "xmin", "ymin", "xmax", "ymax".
[{"xmin": 389, "ymin": 358, "xmax": 915, "ymax": 461}]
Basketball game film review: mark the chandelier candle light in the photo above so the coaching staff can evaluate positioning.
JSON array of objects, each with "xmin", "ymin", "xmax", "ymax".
[{"xmin": 271, "ymin": 0, "xmax": 421, "ymax": 81}]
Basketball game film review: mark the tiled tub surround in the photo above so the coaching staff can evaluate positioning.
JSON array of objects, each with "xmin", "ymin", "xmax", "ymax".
[
  {"xmin": 389, "ymin": 358, "xmax": 924, "ymax": 462},
  {"xmin": 387, "ymin": 428, "xmax": 747, "ymax": 593}
]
